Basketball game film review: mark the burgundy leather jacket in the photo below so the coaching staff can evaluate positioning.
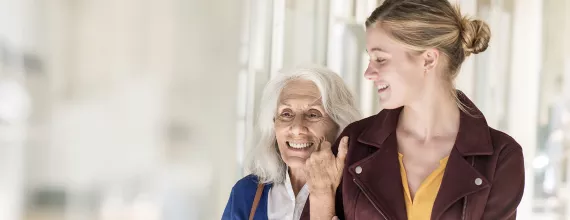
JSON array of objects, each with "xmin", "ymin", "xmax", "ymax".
[{"xmin": 301, "ymin": 93, "xmax": 525, "ymax": 220}]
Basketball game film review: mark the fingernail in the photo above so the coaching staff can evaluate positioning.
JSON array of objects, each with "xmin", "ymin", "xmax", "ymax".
[
  {"xmin": 343, "ymin": 136, "xmax": 349, "ymax": 143},
  {"xmin": 332, "ymin": 216, "xmax": 339, "ymax": 220}
]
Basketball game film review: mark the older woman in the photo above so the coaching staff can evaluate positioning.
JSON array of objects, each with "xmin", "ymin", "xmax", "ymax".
[{"xmin": 222, "ymin": 66, "xmax": 361, "ymax": 220}]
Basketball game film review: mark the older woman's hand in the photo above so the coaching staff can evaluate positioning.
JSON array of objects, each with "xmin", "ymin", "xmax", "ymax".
[
  {"xmin": 305, "ymin": 136, "xmax": 348, "ymax": 219},
  {"xmin": 305, "ymin": 136, "xmax": 349, "ymax": 196}
]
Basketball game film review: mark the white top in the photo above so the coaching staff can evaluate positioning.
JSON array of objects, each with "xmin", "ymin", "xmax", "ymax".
[{"xmin": 267, "ymin": 169, "xmax": 310, "ymax": 220}]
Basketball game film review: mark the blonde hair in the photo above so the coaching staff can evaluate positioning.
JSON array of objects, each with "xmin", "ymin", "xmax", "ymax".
[{"xmin": 365, "ymin": 0, "xmax": 490, "ymax": 114}]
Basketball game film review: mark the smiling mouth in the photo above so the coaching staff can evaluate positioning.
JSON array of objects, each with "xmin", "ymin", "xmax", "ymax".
[
  {"xmin": 286, "ymin": 141, "xmax": 314, "ymax": 149},
  {"xmin": 377, "ymin": 84, "xmax": 390, "ymax": 92}
]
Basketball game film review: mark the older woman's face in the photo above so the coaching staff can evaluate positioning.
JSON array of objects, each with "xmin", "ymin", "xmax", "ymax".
[{"xmin": 274, "ymin": 80, "xmax": 339, "ymax": 169}]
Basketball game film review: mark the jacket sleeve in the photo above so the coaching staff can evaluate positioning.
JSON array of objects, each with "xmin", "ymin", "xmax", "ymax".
[{"xmin": 482, "ymin": 144, "xmax": 525, "ymax": 220}]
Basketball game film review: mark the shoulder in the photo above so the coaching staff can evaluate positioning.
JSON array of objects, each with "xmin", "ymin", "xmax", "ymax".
[
  {"xmin": 224, "ymin": 175, "xmax": 272, "ymax": 219},
  {"xmin": 232, "ymin": 174, "xmax": 264, "ymax": 193},
  {"xmin": 229, "ymin": 174, "xmax": 273, "ymax": 207},
  {"xmin": 488, "ymin": 128, "xmax": 524, "ymax": 162},
  {"xmin": 231, "ymin": 174, "xmax": 273, "ymax": 195},
  {"xmin": 341, "ymin": 112, "xmax": 382, "ymax": 135},
  {"xmin": 489, "ymin": 128, "xmax": 523, "ymax": 155}
]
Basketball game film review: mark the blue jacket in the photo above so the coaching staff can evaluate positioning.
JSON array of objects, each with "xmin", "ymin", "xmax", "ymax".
[{"xmin": 222, "ymin": 175, "xmax": 273, "ymax": 220}]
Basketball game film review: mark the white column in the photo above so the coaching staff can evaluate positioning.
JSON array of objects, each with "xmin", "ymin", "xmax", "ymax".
[
  {"xmin": 0, "ymin": 0, "xmax": 30, "ymax": 219},
  {"xmin": 280, "ymin": 0, "xmax": 330, "ymax": 69},
  {"xmin": 563, "ymin": 0, "xmax": 570, "ymax": 219},
  {"xmin": 241, "ymin": 0, "xmax": 275, "ymax": 173},
  {"xmin": 171, "ymin": 0, "xmax": 244, "ymax": 219},
  {"xmin": 507, "ymin": 0, "xmax": 543, "ymax": 219},
  {"xmin": 0, "ymin": 82, "xmax": 29, "ymax": 220}
]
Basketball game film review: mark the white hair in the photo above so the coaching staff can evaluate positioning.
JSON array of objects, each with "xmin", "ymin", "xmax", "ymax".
[{"xmin": 245, "ymin": 65, "xmax": 361, "ymax": 184}]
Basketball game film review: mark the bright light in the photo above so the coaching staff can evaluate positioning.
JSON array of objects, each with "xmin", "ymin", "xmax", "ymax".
[{"xmin": 533, "ymin": 154, "xmax": 550, "ymax": 170}]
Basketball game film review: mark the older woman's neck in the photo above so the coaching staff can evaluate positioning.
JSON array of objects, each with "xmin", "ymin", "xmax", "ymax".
[{"xmin": 288, "ymin": 167, "xmax": 307, "ymax": 196}]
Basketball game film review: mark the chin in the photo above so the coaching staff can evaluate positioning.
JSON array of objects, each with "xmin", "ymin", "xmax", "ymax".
[
  {"xmin": 284, "ymin": 158, "xmax": 307, "ymax": 169},
  {"xmin": 379, "ymin": 100, "xmax": 403, "ymax": 110}
]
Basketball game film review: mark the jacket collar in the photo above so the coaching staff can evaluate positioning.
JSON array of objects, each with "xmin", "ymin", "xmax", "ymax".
[{"xmin": 357, "ymin": 90, "xmax": 493, "ymax": 156}]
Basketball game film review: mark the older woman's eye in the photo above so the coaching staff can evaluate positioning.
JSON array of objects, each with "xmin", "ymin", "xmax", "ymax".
[
  {"xmin": 278, "ymin": 111, "xmax": 294, "ymax": 120},
  {"xmin": 306, "ymin": 110, "xmax": 323, "ymax": 120}
]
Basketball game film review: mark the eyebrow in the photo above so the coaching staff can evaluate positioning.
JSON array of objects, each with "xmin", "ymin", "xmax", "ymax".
[
  {"xmin": 366, "ymin": 47, "xmax": 384, "ymax": 53},
  {"xmin": 279, "ymin": 97, "xmax": 323, "ymax": 107}
]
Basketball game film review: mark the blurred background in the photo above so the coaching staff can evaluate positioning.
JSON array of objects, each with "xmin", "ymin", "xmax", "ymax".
[{"xmin": 0, "ymin": 0, "xmax": 569, "ymax": 219}]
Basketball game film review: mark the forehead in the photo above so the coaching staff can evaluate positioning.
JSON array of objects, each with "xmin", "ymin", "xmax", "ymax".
[
  {"xmin": 365, "ymin": 24, "xmax": 400, "ymax": 52},
  {"xmin": 279, "ymin": 80, "xmax": 322, "ymax": 104}
]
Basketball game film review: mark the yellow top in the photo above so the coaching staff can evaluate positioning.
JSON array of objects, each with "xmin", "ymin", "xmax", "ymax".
[{"xmin": 398, "ymin": 153, "xmax": 449, "ymax": 220}]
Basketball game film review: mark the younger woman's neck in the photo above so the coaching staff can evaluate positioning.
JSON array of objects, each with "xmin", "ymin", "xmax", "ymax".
[{"xmin": 399, "ymin": 87, "xmax": 460, "ymax": 140}]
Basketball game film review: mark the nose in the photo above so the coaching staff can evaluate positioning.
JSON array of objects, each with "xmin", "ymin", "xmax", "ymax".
[
  {"xmin": 364, "ymin": 63, "xmax": 379, "ymax": 81},
  {"xmin": 290, "ymin": 116, "xmax": 309, "ymax": 136}
]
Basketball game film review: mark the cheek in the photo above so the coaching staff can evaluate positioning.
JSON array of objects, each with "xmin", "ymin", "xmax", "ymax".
[
  {"xmin": 308, "ymin": 120, "xmax": 338, "ymax": 140},
  {"xmin": 393, "ymin": 62, "xmax": 423, "ymax": 90},
  {"xmin": 400, "ymin": 55, "xmax": 424, "ymax": 83},
  {"xmin": 273, "ymin": 121, "xmax": 291, "ymax": 142},
  {"xmin": 273, "ymin": 122, "xmax": 289, "ymax": 140},
  {"xmin": 274, "ymin": 125, "xmax": 289, "ymax": 155}
]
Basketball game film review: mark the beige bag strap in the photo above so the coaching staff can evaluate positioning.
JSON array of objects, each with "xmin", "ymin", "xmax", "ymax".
[{"xmin": 249, "ymin": 183, "xmax": 265, "ymax": 220}]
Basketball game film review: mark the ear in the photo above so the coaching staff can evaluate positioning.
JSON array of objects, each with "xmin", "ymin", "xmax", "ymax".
[{"xmin": 421, "ymin": 48, "xmax": 439, "ymax": 71}]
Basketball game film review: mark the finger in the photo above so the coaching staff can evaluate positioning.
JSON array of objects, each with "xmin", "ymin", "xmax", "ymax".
[
  {"xmin": 336, "ymin": 136, "xmax": 349, "ymax": 165},
  {"xmin": 316, "ymin": 136, "xmax": 325, "ymax": 151},
  {"xmin": 320, "ymin": 139, "xmax": 332, "ymax": 152}
]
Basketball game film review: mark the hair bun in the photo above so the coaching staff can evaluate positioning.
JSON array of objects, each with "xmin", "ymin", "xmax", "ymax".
[{"xmin": 460, "ymin": 18, "xmax": 491, "ymax": 57}]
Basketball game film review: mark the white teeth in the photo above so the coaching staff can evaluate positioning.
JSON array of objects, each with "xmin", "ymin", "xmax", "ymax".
[
  {"xmin": 288, "ymin": 142, "xmax": 313, "ymax": 149},
  {"xmin": 378, "ymin": 84, "xmax": 389, "ymax": 90}
]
